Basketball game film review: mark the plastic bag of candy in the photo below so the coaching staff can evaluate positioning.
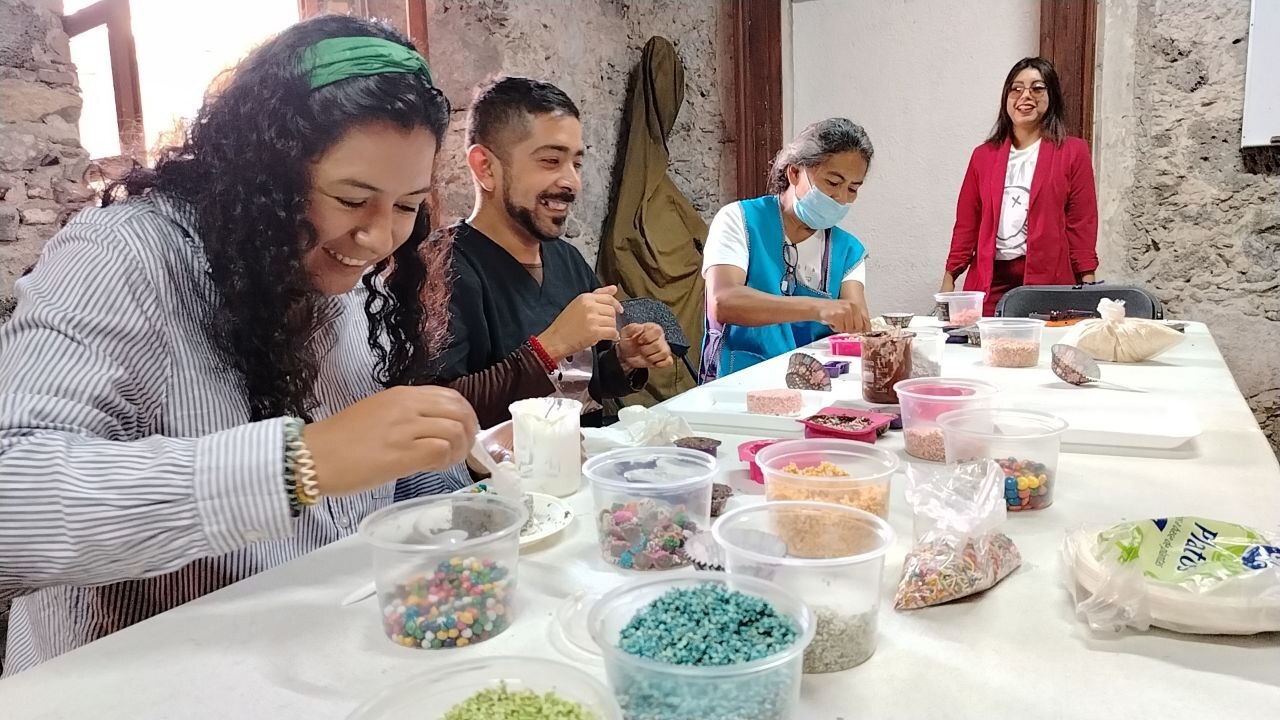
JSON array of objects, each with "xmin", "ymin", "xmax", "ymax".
[
  {"xmin": 895, "ymin": 460, "xmax": 1022, "ymax": 610},
  {"xmin": 1063, "ymin": 516, "xmax": 1280, "ymax": 635}
]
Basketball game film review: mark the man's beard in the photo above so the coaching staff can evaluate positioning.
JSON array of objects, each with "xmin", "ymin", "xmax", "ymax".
[{"xmin": 503, "ymin": 176, "xmax": 574, "ymax": 242}]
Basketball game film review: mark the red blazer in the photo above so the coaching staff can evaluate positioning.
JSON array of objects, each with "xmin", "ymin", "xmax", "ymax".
[{"xmin": 946, "ymin": 136, "xmax": 1098, "ymax": 296}]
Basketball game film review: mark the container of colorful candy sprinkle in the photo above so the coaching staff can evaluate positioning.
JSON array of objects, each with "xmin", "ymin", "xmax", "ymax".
[
  {"xmin": 937, "ymin": 408, "xmax": 1068, "ymax": 511},
  {"xmin": 584, "ymin": 447, "xmax": 716, "ymax": 571},
  {"xmin": 358, "ymin": 493, "xmax": 525, "ymax": 649},
  {"xmin": 587, "ymin": 573, "xmax": 814, "ymax": 720},
  {"xmin": 346, "ymin": 656, "xmax": 623, "ymax": 719}
]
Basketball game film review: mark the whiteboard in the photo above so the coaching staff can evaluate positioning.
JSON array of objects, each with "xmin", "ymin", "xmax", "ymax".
[{"xmin": 1243, "ymin": 0, "xmax": 1280, "ymax": 147}]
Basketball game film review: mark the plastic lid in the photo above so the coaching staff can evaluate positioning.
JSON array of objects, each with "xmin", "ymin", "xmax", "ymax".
[
  {"xmin": 357, "ymin": 493, "xmax": 526, "ymax": 552},
  {"xmin": 583, "ymin": 447, "xmax": 717, "ymax": 493},
  {"xmin": 936, "ymin": 407, "xmax": 1068, "ymax": 440}
]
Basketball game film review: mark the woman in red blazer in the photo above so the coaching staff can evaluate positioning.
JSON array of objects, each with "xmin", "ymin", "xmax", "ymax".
[{"xmin": 941, "ymin": 57, "xmax": 1098, "ymax": 316}]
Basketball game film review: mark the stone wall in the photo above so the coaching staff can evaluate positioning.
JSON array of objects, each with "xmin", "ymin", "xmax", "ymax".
[
  {"xmin": 1095, "ymin": 0, "xmax": 1280, "ymax": 451},
  {"xmin": 425, "ymin": 0, "xmax": 734, "ymax": 265},
  {"xmin": 0, "ymin": 0, "xmax": 91, "ymax": 315}
]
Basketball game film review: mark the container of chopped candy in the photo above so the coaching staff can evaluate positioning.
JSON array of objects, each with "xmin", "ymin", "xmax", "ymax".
[
  {"xmin": 584, "ymin": 447, "xmax": 716, "ymax": 570},
  {"xmin": 798, "ymin": 407, "xmax": 896, "ymax": 443},
  {"xmin": 756, "ymin": 438, "xmax": 899, "ymax": 519},
  {"xmin": 358, "ymin": 494, "xmax": 526, "ymax": 649},
  {"xmin": 346, "ymin": 656, "xmax": 623, "ymax": 720},
  {"xmin": 895, "ymin": 378, "xmax": 998, "ymax": 462},
  {"xmin": 714, "ymin": 501, "xmax": 894, "ymax": 673},
  {"xmin": 587, "ymin": 574, "xmax": 813, "ymax": 720},
  {"xmin": 937, "ymin": 408, "xmax": 1068, "ymax": 511},
  {"xmin": 977, "ymin": 318, "xmax": 1046, "ymax": 368}
]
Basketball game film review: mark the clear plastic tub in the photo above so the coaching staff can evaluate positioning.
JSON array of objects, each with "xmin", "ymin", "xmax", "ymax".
[
  {"xmin": 587, "ymin": 574, "xmax": 814, "ymax": 720},
  {"xmin": 937, "ymin": 407, "xmax": 1068, "ymax": 512},
  {"xmin": 909, "ymin": 327, "xmax": 946, "ymax": 378},
  {"xmin": 977, "ymin": 318, "xmax": 1046, "ymax": 368},
  {"xmin": 934, "ymin": 291, "xmax": 985, "ymax": 326},
  {"xmin": 584, "ymin": 447, "xmax": 716, "ymax": 570},
  {"xmin": 346, "ymin": 655, "xmax": 624, "ymax": 719},
  {"xmin": 358, "ymin": 494, "xmax": 526, "ymax": 649},
  {"xmin": 894, "ymin": 378, "xmax": 999, "ymax": 462},
  {"xmin": 756, "ymin": 438, "xmax": 900, "ymax": 519},
  {"xmin": 713, "ymin": 501, "xmax": 894, "ymax": 673}
]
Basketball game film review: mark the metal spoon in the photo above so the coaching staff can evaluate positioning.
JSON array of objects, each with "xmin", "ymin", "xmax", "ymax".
[{"xmin": 1051, "ymin": 344, "xmax": 1146, "ymax": 393}]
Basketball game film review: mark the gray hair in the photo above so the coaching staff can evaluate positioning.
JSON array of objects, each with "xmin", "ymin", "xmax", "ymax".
[{"xmin": 766, "ymin": 118, "xmax": 874, "ymax": 195}]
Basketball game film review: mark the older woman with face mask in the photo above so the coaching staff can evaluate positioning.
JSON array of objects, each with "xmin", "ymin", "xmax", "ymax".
[
  {"xmin": 700, "ymin": 118, "xmax": 874, "ymax": 382},
  {"xmin": 941, "ymin": 56, "xmax": 1099, "ymax": 316}
]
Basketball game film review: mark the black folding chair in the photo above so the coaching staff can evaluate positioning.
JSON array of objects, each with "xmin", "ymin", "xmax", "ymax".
[{"xmin": 996, "ymin": 284, "xmax": 1163, "ymax": 320}]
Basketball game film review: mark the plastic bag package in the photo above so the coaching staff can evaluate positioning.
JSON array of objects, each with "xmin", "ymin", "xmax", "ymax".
[
  {"xmin": 1062, "ymin": 516, "xmax": 1280, "ymax": 635},
  {"xmin": 894, "ymin": 460, "xmax": 1021, "ymax": 610},
  {"xmin": 1061, "ymin": 299, "xmax": 1183, "ymax": 362}
]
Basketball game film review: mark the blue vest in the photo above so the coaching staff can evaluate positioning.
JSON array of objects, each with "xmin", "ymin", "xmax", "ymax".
[{"xmin": 700, "ymin": 195, "xmax": 867, "ymax": 382}]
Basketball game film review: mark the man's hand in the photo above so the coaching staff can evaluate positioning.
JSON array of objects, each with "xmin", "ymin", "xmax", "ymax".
[
  {"xmin": 617, "ymin": 322, "xmax": 673, "ymax": 370},
  {"xmin": 536, "ymin": 286, "xmax": 623, "ymax": 360}
]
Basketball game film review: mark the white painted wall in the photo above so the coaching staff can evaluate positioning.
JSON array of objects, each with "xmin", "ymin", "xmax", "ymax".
[{"xmin": 787, "ymin": 0, "xmax": 1040, "ymax": 314}]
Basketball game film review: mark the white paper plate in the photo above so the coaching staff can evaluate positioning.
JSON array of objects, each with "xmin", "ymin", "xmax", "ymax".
[{"xmin": 520, "ymin": 492, "xmax": 574, "ymax": 548}]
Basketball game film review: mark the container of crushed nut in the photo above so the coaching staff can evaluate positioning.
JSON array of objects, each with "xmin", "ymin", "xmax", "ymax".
[
  {"xmin": 977, "ymin": 318, "xmax": 1046, "ymax": 368},
  {"xmin": 359, "ymin": 494, "xmax": 526, "ymax": 650},
  {"xmin": 755, "ymin": 439, "xmax": 899, "ymax": 519},
  {"xmin": 347, "ymin": 655, "xmax": 623, "ymax": 719},
  {"xmin": 584, "ymin": 447, "xmax": 716, "ymax": 571},
  {"xmin": 714, "ymin": 501, "xmax": 895, "ymax": 673},
  {"xmin": 895, "ymin": 378, "xmax": 999, "ymax": 463},
  {"xmin": 938, "ymin": 408, "xmax": 1068, "ymax": 512},
  {"xmin": 587, "ymin": 574, "xmax": 813, "ymax": 720}
]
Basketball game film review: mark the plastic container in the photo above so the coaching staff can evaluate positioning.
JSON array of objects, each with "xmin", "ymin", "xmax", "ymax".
[
  {"xmin": 346, "ymin": 655, "xmax": 624, "ymax": 719},
  {"xmin": 828, "ymin": 334, "xmax": 861, "ymax": 357},
  {"xmin": 584, "ymin": 447, "xmax": 716, "ymax": 570},
  {"xmin": 798, "ymin": 407, "xmax": 895, "ymax": 443},
  {"xmin": 714, "ymin": 501, "xmax": 894, "ymax": 673},
  {"xmin": 860, "ymin": 330, "xmax": 914, "ymax": 404},
  {"xmin": 977, "ymin": 318, "xmax": 1046, "ymax": 368},
  {"xmin": 511, "ymin": 397, "xmax": 583, "ymax": 496},
  {"xmin": 588, "ymin": 574, "xmax": 814, "ymax": 720},
  {"xmin": 938, "ymin": 408, "xmax": 1068, "ymax": 512},
  {"xmin": 909, "ymin": 327, "xmax": 946, "ymax": 378},
  {"xmin": 358, "ymin": 494, "xmax": 526, "ymax": 649},
  {"xmin": 894, "ymin": 378, "xmax": 999, "ymax": 462},
  {"xmin": 934, "ymin": 291, "xmax": 985, "ymax": 326},
  {"xmin": 738, "ymin": 439, "xmax": 782, "ymax": 484},
  {"xmin": 756, "ymin": 438, "xmax": 900, "ymax": 519}
]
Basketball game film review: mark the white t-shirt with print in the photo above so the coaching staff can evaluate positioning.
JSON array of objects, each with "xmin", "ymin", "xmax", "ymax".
[
  {"xmin": 996, "ymin": 139, "xmax": 1040, "ymax": 261},
  {"xmin": 701, "ymin": 201, "xmax": 868, "ymax": 291}
]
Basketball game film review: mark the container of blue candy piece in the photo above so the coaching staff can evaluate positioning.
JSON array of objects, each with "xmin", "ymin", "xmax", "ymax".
[
  {"xmin": 588, "ymin": 574, "xmax": 813, "ymax": 720},
  {"xmin": 585, "ymin": 448, "xmax": 716, "ymax": 571}
]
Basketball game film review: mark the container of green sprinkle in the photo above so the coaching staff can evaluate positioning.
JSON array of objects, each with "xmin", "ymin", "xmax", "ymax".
[
  {"xmin": 345, "ymin": 656, "xmax": 622, "ymax": 720},
  {"xmin": 588, "ymin": 574, "xmax": 814, "ymax": 720}
]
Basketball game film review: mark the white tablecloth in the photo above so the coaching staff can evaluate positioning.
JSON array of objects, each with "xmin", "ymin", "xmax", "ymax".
[{"xmin": 2, "ymin": 323, "xmax": 1278, "ymax": 719}]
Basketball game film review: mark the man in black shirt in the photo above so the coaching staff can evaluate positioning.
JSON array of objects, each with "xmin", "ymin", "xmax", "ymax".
[{"xmin": 436, "ymin": 76, "xmax": 672, "ymax": 428}]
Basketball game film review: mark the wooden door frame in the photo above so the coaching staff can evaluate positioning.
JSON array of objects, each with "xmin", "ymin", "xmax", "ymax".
[
  {"xmin": 1040, "ymin": 0, "xmax": 1097, "ymax": 146},
  {"xmin": 63, "ymin": 0, "xmax": 145, "ymax": 160},
  {"xmin": 729, "ymin": 0, "xmax": 784, "ymax": 199}
]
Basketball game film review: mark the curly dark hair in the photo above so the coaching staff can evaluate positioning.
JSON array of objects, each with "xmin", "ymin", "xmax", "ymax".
[{"xmin": 106, "ymin": 15, "xmax": 452, "ymax": 421}]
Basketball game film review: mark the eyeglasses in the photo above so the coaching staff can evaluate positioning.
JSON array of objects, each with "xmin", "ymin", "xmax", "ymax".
[
  {"xmin": 1008, "ymin": 83, "xmax": 1048, "ymax": 99},
  {"xmin": 781, "ymin": 242, "xmax": 798, "ymax": 293}
]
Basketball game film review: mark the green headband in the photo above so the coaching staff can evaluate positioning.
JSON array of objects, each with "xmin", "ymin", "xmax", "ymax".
[{"xmin": 302, "ymin": 36, "xmax": 432, "ymax": 91}]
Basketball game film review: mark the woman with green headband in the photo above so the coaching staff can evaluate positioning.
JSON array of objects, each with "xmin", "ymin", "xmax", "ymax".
[{"xmin": 0, "ymin": 15, "xmax": 472, "ymax": 673}]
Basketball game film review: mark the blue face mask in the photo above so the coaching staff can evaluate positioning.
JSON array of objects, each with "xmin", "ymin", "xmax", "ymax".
[{"xmin": 792, "ymin": 169, "xmax": 850, "ymax": 230}]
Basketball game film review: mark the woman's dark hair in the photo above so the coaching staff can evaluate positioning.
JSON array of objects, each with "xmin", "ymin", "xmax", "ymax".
[
  {"xmin": 106, "ymin": 15, "xmax": 451, "ymax": 421},
  {"xmin": 986, "ymin": 56, "xmax": 1067, "ymax": 146},
  {"xmin": 766, "ymin": 118, "xmax": 874, "ymax": 195}
]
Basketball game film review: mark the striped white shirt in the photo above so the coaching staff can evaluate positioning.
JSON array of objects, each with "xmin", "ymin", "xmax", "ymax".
[{"xmin": 0, "ymin": 194, "xmax": 467, "ymax": 675}]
